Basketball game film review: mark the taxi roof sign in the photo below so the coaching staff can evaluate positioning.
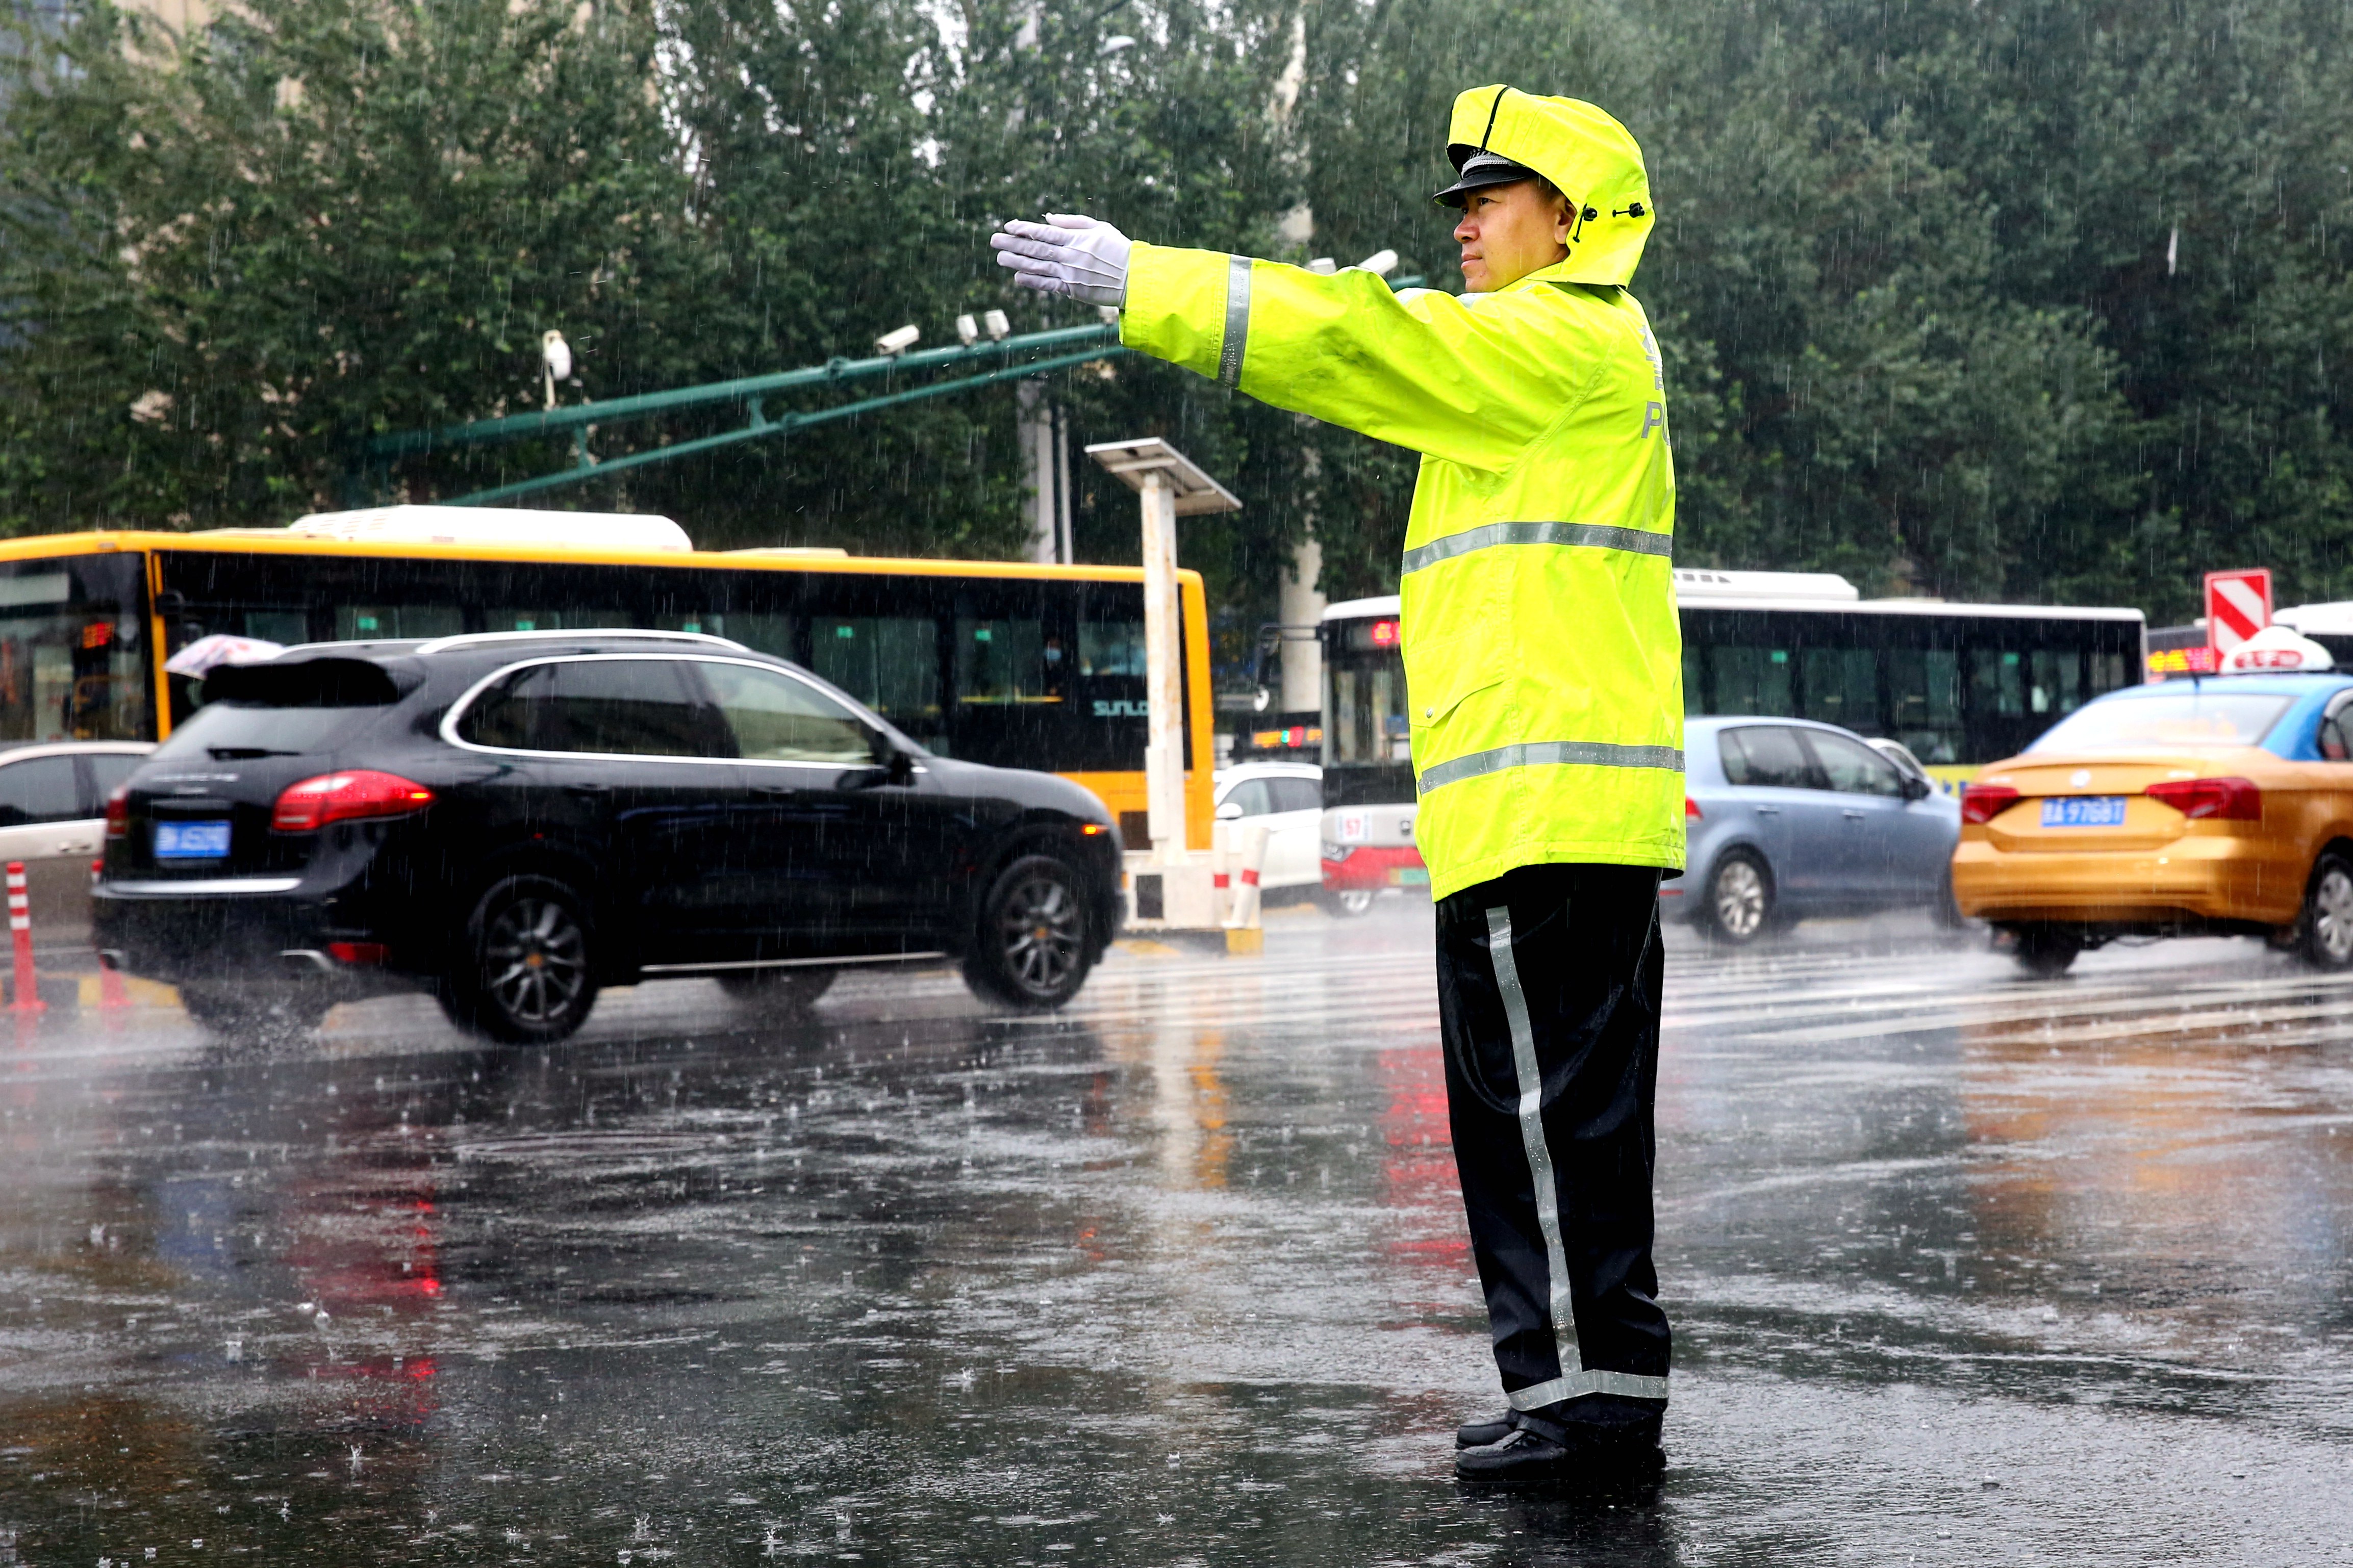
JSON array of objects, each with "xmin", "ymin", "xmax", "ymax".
[{"xmin": 2217, "ymin": 623, "xmax": 2333, "ymax": 673}]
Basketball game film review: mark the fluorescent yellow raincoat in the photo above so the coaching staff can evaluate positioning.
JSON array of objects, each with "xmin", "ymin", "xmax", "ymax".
[{"xmin": 1119, "ymin": 87, "xmax": 1682, "ymax": 898}]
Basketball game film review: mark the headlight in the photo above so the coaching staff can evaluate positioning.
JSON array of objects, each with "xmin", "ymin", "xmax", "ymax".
[{"xmin": 1322, "ymin": 841, "xmax": 1352, "ymax": 862}]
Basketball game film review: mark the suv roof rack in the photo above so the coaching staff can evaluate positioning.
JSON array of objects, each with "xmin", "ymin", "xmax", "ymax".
[
  {"xmin": 273, "ymin": 638, "xmax": 428, "ymax": 657},
  {"xmin": 411, "ymin": 628, "xmax": 749, "ymax": 656}
]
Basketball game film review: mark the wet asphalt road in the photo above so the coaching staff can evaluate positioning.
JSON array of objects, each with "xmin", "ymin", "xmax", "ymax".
[{"xmin": 4, "ymin": 900, "xmax": 2352, "ymax": 1565}]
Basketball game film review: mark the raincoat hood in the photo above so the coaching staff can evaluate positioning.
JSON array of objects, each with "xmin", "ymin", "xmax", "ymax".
[{"xmin": 1444, "ymin": 86, "xmax": 1654, "ymax": 287}]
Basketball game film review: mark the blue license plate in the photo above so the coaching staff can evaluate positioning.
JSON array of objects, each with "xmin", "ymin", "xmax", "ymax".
[
  {"xmin": 2040, "ymin": 796, "xmax": 2126, "ymax": 828},
  {"xmin": 154, "ymin": 820, "xmax": 232, "ymax": 859}
]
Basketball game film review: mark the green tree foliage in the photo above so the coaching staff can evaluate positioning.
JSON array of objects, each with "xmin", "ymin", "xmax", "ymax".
[{"xmin": 7, "ymin": 0, "xmax": 2353, "ymax": 639}]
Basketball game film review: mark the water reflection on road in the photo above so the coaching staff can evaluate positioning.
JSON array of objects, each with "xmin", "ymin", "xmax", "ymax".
[{"xmin": 2, "ymin": 906, "xmax": 2350, "ymax": 1563}]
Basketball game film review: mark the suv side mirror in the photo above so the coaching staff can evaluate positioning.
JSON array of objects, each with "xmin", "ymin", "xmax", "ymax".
[
  {"xmin": 872, "ymin": 728, "xmax": 917, "ymax": 783},
  {"xmin": 1216, "ymin": 800, "xmax": 1244, "ymax": 821}
]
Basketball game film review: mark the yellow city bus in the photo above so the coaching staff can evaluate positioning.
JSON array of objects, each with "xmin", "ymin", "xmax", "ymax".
[{"xmin": 0, "ymin": 520, "xmax": 1216, "ymax": 850}]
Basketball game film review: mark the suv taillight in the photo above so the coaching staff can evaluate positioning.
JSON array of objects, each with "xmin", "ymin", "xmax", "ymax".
[
  {"xmin": 1960, "ymin": 783, "xmax": 2020, "ymax": 825},
  {"xmin": 2146, "ymin": 776, "xmax": 2262, "ymax": 821},
  {"xmin": 272, "ymin": 771, "xmax": 436, "ymax": 832},
  {"xmin": 105, "ymin": 785, "xmax": 129, "ymax": 838}
]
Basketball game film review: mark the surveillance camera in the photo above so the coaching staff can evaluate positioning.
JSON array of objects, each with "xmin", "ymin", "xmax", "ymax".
[
  {"xmin": 540, "ymin": 329, "xmax": 573, "ymax": 381},
  {"xmin": 956, "ymin": 314, "xmax": 980, "ymax": 346},
  {"xmin": 874, "ymin": 324, "xmax": 921, "ymax": 356},
  {"xmin": 1355, "ymin": 249, "xmax": 1399, "ymax": 277},
  {"xmin": 982, "ymin": 310, "xmax": 1011, "ymax": 341}
]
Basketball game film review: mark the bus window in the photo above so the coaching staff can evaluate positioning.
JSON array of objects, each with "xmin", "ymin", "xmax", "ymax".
[
  {"xmin": 0, "ymin": 556, "xmax": 148, "ymax": 742},
  {"xmin": 2031, "ymin": 649, "xmax": 2083, "ymax": 715},
  {"xmin": 245, "ymin": 611, "xmax": 308, "ymax": 645},
  {"xmin": 1711, "ymin": 646, "xmax": 1794, "ymax": 717},
  {"xmin": 1069, "ymin": 604, "xmax": 1152, "ymax": 772},
  {"xmin": 338, "ymin": 604, "xmax": 464, "ymax": 640},
  {"xmin": 1886, "ymin": 648, "xmax": 1962, "ymax": 764},
  {"xmin": 1329, "ymin": 665, "xmax": 1408, "ymax": 764},
  {"xmin": 957, "ymin": 618, "xmax": 1057, "ymax": 704},
  {"xmin": 1079, "ymin": 618, "xmax": 1146, "ymax": 678},
  {"xmin": 811, "ymin": 616, "xmax": 940, "ymax": 730},
  {"xmin": 1971, "ymin": 649, "xmax": 2026, "ymax": 717},
  {"xmin": 1803, "ymin": 647, "xmax": 1878, "ymax": 731},
  {"xmin": 724, "ymin": 613, "xmax": 797, "ymax": 661},
  {"xmin": 1682, "ymin": 642, "xmax": 1704, "ymax": 713}
]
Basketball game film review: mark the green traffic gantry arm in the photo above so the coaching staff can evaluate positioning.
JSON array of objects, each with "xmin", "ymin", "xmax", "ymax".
[
  {"xmin": 365, "ymin": 322, "xmax": 1123, "ymax": 458},
  {"xmin": 438, "ymin": 342, "xmax": 1126, "ymax": 507},
  {"xmin": 348, "ymin": 319, "xmax": 1128, "ymax": 505}
]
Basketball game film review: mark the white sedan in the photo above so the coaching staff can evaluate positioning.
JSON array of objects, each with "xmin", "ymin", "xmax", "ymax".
[{"xmin": 1213, "ymin": 762, "xmax": 1323, "ymax": 893}]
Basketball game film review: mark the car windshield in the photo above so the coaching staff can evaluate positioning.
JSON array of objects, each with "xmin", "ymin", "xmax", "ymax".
[{"xmin": 2028, "ymin": 691, "xmax": 2295, "ymax": 751}]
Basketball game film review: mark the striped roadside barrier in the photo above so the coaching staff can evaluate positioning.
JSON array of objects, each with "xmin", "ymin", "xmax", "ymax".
[
  {"xmin": 7, "ymin": 862, "xmax": 42, "ymax": 1014},
  {"xmin": 1222, "ymin": 821, "xmax": 1269, "ymax": 955}
]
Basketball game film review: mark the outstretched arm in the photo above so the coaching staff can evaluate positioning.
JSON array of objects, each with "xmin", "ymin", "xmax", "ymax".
[{"xmin": 993, "ymin": 217, "xmax": 1591, "ymax": 473}]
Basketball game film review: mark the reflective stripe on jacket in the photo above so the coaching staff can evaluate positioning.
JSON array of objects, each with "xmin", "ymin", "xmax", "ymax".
[{"xmin": 1120, "ymin": 248, "xmax": 1684, "ymax": 898}]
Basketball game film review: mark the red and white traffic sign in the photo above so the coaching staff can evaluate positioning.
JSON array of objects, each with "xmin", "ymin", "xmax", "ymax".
[{"xmin": 2205, "ymin": 569, "xmax": 2273, "ymax": 653}]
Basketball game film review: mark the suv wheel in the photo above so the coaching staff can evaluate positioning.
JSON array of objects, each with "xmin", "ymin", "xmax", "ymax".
[
  {"xmin": 964, "ymin": 853, "xmax": 1095, "ymax": 1011},
  {"xmin": 1320, "ymin": 887, "xmax": 1377, "ymax": 917},
  {"xmin": 442, "ymin": 875, "xmax": 599, "ymax": 1044},
  {"xmin": 2298, "ymin": 852, "xmax": 2353, "ymax": 970},
  {"xmin": 1701, "ymin": 850, "xmax": 1773, "ymax": 944},
  {"xmin": 716, "ymin": 967, "xmax": 837, "ymax": 1016}
]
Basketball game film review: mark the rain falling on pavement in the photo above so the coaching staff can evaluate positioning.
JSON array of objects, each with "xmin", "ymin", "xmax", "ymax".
[{"xmin": 3, "ymin": 902, "xmax": 2350, "ymax": 1564}]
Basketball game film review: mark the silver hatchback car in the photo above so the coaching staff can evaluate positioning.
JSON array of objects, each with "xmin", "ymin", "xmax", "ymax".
[{"xmin": 1666, "ymin": 716, "xmax": 1963, "ymax": 941}]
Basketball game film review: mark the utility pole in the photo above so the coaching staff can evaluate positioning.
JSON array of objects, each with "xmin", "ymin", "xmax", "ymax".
[
  {"xmin": 1278, "ymin": 536, "xmax": 1325, "ymax": 714},
  {"xmin": 1018, "ymin": 384, "xmax": 1076, "ymax": 565}
]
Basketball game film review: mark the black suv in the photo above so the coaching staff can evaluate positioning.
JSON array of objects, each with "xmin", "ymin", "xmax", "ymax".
[{"xmin": 95, "ymin": 631, "xmax": 1123, "ymax": 1040}]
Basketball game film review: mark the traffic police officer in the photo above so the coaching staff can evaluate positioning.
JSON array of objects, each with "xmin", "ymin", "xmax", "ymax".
[{"xmin": 993, "ymin": 86, "xmax": 1680, "ymax": 1483}]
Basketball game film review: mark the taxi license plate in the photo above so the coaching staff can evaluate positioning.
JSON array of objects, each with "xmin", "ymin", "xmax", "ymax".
[
  {"xmin": 2040, "ymin": 796, "xmax": 2126, "ymax": 828},
  {"xmin": 1387, "ymin": 866, "xmax": 1430, "ymax": 886},
  {"xmin": 154, "ymin": 820, "xmax": 232, "ymax": 859}
]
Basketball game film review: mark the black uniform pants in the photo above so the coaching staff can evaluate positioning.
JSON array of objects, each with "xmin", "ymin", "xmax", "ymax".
[{"xmin": 1436, "ymin": 861, "xmax": 1671, "ymax": 1418}]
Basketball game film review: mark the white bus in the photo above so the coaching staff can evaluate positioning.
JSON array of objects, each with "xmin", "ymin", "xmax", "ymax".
[{"xmin": 1317, "ymin": 571, "xmax": 2146, "ymax": 908}]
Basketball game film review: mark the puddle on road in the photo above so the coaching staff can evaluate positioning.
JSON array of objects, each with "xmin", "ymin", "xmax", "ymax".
[{"xmin": 3, "ymin": 914, "xmax": 2351, "ymax": 1563}]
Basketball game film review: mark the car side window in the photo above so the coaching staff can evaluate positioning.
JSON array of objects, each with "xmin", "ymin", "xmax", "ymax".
[
  {"xmin": 1223, "ymin": 778, "xmax": 1273, "ymax": 817},
  {"xmin": 1271, "ymin": 777, "xmax": 1322, "ymax": 813},
  {"xmin": 460, "ymin": 659, "xmax": 731, "ymax": 758},
  {"xmin": 84, "ymin": 753, "xmax": 143, "ymax": 814},
  {"xmin": 1718, "ymin": 726, "xmax": 1818, "ymax": 789},
  {"xmin": 2320, "ymin": 697, "xmax": 2353, "ymax": 760},
  {"xmin": 698, "ymin": 661, "xmax": 874, "ymax": 764},
  {"xmin": 0, "ymin": 756, "xmax": 83, "ymax": 828},
  {"xmin": 1804, "ymin": 731, "xmax": 1907, "ymax": 797}
]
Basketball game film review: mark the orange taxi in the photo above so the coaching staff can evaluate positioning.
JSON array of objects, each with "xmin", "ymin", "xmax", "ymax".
[{"xmin": 1952, "ymin": 670, "xmax": 2353, "ymax": 975}]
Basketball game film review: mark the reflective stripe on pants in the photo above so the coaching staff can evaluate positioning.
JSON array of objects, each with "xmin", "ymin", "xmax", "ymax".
[{"xmin": 1435, "ymin": 862, "xmax": 1672, "ymax": 1411}]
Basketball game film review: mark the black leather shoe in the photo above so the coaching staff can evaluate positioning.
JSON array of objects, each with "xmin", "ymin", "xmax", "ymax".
[
  {"xmin": 1454, "ymin": 1409, "xmax": 1665, "ymax": 1487},
  {"xmin": 1455, "ymin": 1413, "xmax": 1574, "ymax": 1484},
  {"xmin": 1455, "ymin": 1410, "xmax": 1517, "ymax": 1449}
]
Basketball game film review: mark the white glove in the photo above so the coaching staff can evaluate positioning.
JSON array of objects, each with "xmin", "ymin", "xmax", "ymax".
[{"xmin": 990, "ymin": 214, "xmax": 1132, "ymax": 308}]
